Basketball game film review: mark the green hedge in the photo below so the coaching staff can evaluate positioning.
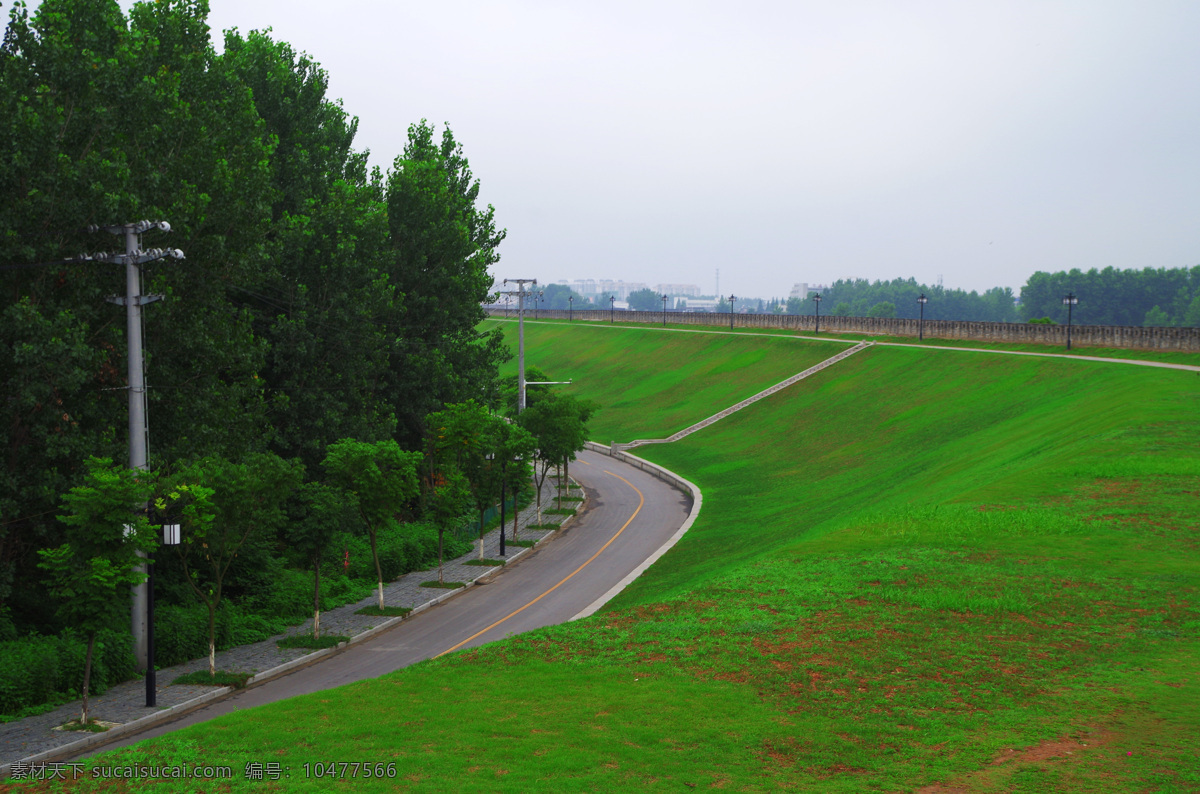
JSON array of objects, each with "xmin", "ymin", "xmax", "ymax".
[{"xmin": 0, "ymin": 629, "xmax": 135, "ymax": 717}]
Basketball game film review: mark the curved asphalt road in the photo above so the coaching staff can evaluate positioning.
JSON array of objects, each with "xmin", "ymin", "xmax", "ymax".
[{"xmin": 84, "ymin": 448, "xmax": 691, "ymax": 755}]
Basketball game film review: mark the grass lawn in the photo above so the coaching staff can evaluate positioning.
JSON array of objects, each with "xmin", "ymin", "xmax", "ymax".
[
  {"xmin": 27, "ymin": 327, "xmax": 1199, "ymax": 792},
  {"xmin": 485, "ymin": 318, "xmax": 846, "ymax": 441}
]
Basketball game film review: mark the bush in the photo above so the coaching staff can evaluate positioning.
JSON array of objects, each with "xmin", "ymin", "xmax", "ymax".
[{"xmin": 0, "ymin": 628, "xmax": 136, "ymax": 716}]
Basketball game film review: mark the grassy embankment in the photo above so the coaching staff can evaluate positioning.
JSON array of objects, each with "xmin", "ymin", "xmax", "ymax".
[
  {"xmin": 18, "ymin": 324, "xmax": 1198, "ymax": 792},
  {"xmin": 505, "ymin": 314, "xmax": 1200, "ymax": 368}
]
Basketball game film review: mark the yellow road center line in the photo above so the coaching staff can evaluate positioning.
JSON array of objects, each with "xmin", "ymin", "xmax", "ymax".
[{"xmin": 435, "ymin": 470, "xmax": 644, "ymax": 657}]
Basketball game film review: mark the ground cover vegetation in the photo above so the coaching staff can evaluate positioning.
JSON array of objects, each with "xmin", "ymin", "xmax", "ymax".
[
  {"xmin": 0, "ymin": 0, "xmax": 533, "ymax": 720},
  {"xmin": 485, "ymin": 319, "xmax": 843, "ymax": 441},
  {"xmin": 43, "ymin": 324, "xmax": 1200, "ymax": 791}
]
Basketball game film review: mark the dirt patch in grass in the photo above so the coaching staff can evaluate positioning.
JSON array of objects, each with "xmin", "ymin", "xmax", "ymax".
[{"xmin": 916, "ymin": 729, "xmax": 1118, "ymax": 792}]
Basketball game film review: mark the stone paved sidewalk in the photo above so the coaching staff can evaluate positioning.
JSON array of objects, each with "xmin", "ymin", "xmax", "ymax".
[{"xmin": 0, "ymin": 477, "xmax": 583, "ymax": 772}]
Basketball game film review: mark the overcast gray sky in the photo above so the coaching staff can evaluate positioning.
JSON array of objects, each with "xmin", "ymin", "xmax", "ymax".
[{"xmin": 94, "ymin": 1, "xmax": 1200, "ymax": 297}]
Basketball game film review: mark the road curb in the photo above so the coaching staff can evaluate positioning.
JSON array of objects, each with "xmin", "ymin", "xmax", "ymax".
[{"xmin": 571, "ymin": 445, "xmax": 701, "ymax": 619}]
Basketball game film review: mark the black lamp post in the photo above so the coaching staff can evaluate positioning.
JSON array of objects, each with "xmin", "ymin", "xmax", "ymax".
[
  {"xmin": 568, "ymin": 295, "xmax": 573, "ymax": 322},
  {"xmin": 729, "ymin": 295, "xmax": 736, "ymax": 330},
  {"xmin": 661, "ymin": 294, "xmax": 669, "ymax": 326},
  {"xmin": 917, "ymin": 293, "xmax": 928, "ymax": 341},
  {"xmin": 534, "ymin": 290, "xmax": 544, "ymax": 320},
  {"xmin": 147, "ymin": 522, "xmax": 180, "ymax": 707},
  {"xmin": 610, "ymin": 295, "xmax": 615, "ymax": 323},
  {"xmin": 1062, "ymin": 292, "xmax": 1078, "ymax": 350},
  {"xmin": 812, "ymin": 293, "xmax": 822, "ymax": 334},
  {"xmin": 504, "ymin": 296, "xmax": 510, "ymax": 317}
]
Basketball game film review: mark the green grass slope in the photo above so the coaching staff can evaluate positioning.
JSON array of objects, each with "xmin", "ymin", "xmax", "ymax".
[
  {"xmin": 485, "ymin": 318, "xmax": 847, "ymax": 441},
  {"xmin": 42, "ymin": 327, "xmax": 1199, "ymax": 792}
]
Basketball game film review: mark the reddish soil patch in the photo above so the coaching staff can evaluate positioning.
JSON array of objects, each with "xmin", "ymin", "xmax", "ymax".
[{"xmin": 915, "ymin": 729, "xmax": 1116, "ymax": 792}]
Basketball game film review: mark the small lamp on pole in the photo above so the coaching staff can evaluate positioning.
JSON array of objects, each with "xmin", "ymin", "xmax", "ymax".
[
  {"xmin": 812, "ymin": 293, "xmax": 822, "ymax": 334},
  {"xmin": 568, "ymin": 295, "xmax": 573, "ymax": 322},
  {"xmin": 661, "ymin": 294, "xmax": 669, "ymax": 326},
  {"xmin": 729, "ymin": 295, "xmax": 736, "ymax": 330},
  {"xmin": 917, "ymin": 293, "xmax": 928, "ymax": 341},
  {"xmin": 1062, "ymin": 292, "xmax": 1078, "ymax": 350},
  {"xmin": 610, "ymin": 295, "xmax": 615, "ymax": 323}
]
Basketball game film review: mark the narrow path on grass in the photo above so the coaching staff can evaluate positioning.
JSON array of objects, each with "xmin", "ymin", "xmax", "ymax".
[{"xmin": 76, "ymin": 449, "xmax": 691, "ymax": 759}]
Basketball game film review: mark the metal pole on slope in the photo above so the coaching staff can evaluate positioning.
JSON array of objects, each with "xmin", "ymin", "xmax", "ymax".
[
  {"xmin": 500, "ymin": 278, "xmax": 537, "ymax": 413},
  {"xmin": 90, "ymin": 220, "xmax": 182, "ymax": 677}
]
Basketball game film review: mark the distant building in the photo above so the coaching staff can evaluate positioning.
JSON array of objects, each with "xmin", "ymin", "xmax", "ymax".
[
  {"xmin": 789, "ymin": 283, "xmax": 828, "ymax": 299},
  {"xmin": 654, "ymin": 283, "xmax": 702, "ymax": 297},
  {"xmin": 555, "ymin": 279, "xmax": 649, "ymax": 300}
]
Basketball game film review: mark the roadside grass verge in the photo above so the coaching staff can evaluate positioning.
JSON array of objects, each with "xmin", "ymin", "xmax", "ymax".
[
  {"xmin": 275, "ymin": 634, "xmax": 349, "ymax": 650},
  {"xmin": 48, "ymin": 331, "xmax": 1200, "ymax": 791},
  {"xmin": 170, "ymin": 670, "xmax": 252, "ymax": 689}
]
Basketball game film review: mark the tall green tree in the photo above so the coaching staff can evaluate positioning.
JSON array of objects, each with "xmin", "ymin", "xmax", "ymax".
[
  {"xmin": 221, "ymin": 30, "xmax": 398, "ymax": 473},
  {"xmin": 161, "ymin": 453, "xmax": 300, "ymax": 675},
  {"xmin": 285, "ymin": 482, "xmax": 354, "ymax": 638},
  {"xmin": 323, "ymin": 439, "xmax": 421, "ymax": 609},
  {"xmin": 1, "ymin": 0, "xmax": 274, "ymax": 631},
  {"xmin": 384, "ymin": 121, "xmax": 509, "ymax": 443},
  {"xmin": 39, "ymin": 458, "xmax": 155, "ymax": 725}
]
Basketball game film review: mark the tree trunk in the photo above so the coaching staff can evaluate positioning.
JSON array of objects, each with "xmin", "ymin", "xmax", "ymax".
[
  {"xmin": 313, "ymin": 558, "xmax": 321, "ymax": 639},
  {"xmin": 535, "ymin": 469, "xmax": 543, "ymax": 525},
  {"xmin": 80, "ymin": 630, "xmax": 96, "ymax": 725},
  {"xmin": 557, "ymin": 460, "xmax": 563, "ymax": 509},
  {"xmin": 438, "ymin": 527, "xmax": 445, "ymax": 585},
  {"xmin": 478, "ymin": 507, "xmax": 485, "ymax": 560},
  {"xmin": 512, "ymin": 483, "xmax": 520, "ymax": 539},
  {"xmin": 370, "ymin": 528, "xmax": 384, "ymax": 610},
  {"xmin": 207, "ymin": 601, "xmax": 217, "ymax": 676}
]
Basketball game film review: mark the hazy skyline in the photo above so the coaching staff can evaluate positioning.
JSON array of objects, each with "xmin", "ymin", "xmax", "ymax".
[{"xmin": 33, "ymin": 0, "xmax": 1200, "ymax": 298}]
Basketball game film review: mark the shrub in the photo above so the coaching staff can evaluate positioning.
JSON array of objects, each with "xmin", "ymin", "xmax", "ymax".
[{"xmin": 0, "ymin": 628, "xmax": 135, "ymax": 716}]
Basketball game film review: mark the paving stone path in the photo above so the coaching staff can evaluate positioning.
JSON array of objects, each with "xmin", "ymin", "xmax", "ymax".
[{"xmin": 1, "ymin": 477, "xmax": 580, "ymax": 772}]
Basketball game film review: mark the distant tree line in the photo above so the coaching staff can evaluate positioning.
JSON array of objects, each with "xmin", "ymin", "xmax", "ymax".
[
  {"xmin": 760, "ymin": 268, "xmax": 1199, "ymax": 327},
  {"xmin": 1021, "ymin": 266, "xmax": 1200, "ymax": 327}
]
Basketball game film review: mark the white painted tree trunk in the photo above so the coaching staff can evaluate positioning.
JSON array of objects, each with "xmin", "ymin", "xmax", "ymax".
[
  {"xmin": 377, "ymin": 580, "xmax": 384, "ymax": 610},
  {"xmin": 314, "ymin": 610, "xmax": 321, "ymax": 639}
]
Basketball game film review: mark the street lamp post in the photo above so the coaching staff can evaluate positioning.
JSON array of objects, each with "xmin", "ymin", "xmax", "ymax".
[
  {"xmin": 812, "ymin": 293, "xmax": 822, "ymax": 334},
  {"xmin": 568, "ymin": 295, "xmax": 573, "ymax": 322},
  {"xmin": 147, "ymin": 522, "xmax": 180, "ymax": 707},
  {"xmin": 917, "ymin": 293, "xmax": 928, "ymax": 341},
  {"xmin": 498, "ymin": 462, "xmax": 508, "ymax": 557},
  {"xmin": 729, "ymin": 295, "xmax": 736, "ymax": 330},
  {"xmin": 1062, "ymin": 292, "xmax": 1078, "ymax": 350},
  {"xmin": 661, "ymin": 294, "xmax": 668, "ymax": 326},
  {"xmin": 610, "ymin": 295, "xmax": 615, "ymax": 323},
  {"xmin": 504, "ymin": 296, "xmax": 510, "ymax": 317},
  {"xmin": 534, "ymin": 290, "xmax": 544, "ymax": 320}
]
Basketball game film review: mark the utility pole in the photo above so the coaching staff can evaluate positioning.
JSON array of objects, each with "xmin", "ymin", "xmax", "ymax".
[
  {"xmin": 498, "ymin": 278, "xmax": 537, "ymax": 413},
  {"xmin": 87, "ymin": 220, "xmax": 183, "ymax": 671}
]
